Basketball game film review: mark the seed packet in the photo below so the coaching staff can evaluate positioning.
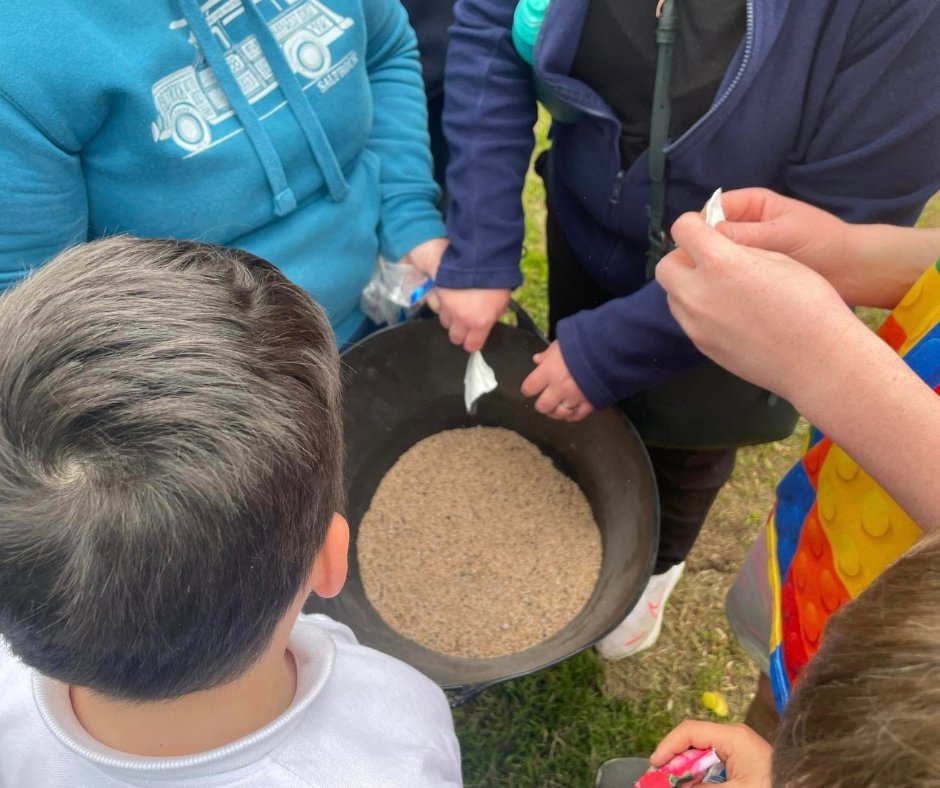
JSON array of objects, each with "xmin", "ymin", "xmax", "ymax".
[
  {"xmin": 704, "ymin": 188, "xmax": 725, "ymax": 228},
  {"xmin": 464, "ymin": 351, "xmax": 497, "ymax": 413}
]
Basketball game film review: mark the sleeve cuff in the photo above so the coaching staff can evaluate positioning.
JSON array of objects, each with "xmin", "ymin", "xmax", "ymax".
[
  {"xmin": 381, "ymin": 212, "xmax": 446, "ymax": 262},
  {"xmin": 434, "ymin": 263, "xmax": 523, "ymax": 290},
  {"xmin": 556, "ymin": 316, "xmax": 618, "ymax": 409}
]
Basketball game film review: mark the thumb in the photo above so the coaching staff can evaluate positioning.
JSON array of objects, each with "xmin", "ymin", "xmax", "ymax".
[{"xmin": 670, "ymin": 212, "xmax": 743, "ymax": 267}]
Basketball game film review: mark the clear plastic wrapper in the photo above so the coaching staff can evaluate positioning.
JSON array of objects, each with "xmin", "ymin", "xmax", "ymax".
[{"xmin": 360, "ymin": 257, "xmax": 432, "ymax": 326}]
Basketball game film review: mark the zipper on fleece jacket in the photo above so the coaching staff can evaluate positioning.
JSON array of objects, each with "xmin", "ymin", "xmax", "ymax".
[
  {"xmin": 664, "ymin": 0, "xmax": 755, "ymax": 155},
  {"xmin": 528, "ymin": 0, "xmax": 625, "ymax": 203},
  {"xmin": 609, "ymin": 170, "xmax": 625, "ymax": 204}
]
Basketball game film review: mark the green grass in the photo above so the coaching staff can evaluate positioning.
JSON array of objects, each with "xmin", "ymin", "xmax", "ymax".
[
  {"xmin": 514, "ymin": 108, "xmax": 551, "ymax": 333},
  {"xmin": 454, "ymin": 652, "xmax": 670, "ymax": 787}
]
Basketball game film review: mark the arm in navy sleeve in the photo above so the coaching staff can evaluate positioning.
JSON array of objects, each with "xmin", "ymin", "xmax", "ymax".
[
  {"xmin": 559, "ymin": 0, "xmax": 940, "ymax": 408},
  {"xmin": 435, "ymin": 0, "xmax": 538, "ymax": 290},
  {"xmin": 781, "ymin": 0, "xmax": 940, "ymax": 225}
]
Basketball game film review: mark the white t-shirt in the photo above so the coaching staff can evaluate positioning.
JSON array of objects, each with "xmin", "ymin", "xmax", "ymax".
[{"xmin": 0, "ymin": 614, "xmax": 462, "ymax": 787}]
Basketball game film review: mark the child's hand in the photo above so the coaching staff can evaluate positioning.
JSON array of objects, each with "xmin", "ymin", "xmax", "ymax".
[
  {"xmin": 650, "ymin": 721, "xmax": 772, "ymax": 787},
  {"xmin": 714, "ymin": 188, "xmax": 856, "ymax": 299},
  {"xmin": 435, "ymin": 287, "xmax": 511, "ymax": 352},
  {"xmin": 655, "ymin": 212, "xmax": 857, "ymax": 404},
  {"xmin": 520, "ymin": 341, "xmax": 594, "ymax": 421},
  {"xmin": 403, "ymin": 238, "xmax": 510, "ymax": 351},
  {"xmin": 405, "ymin": 237, "xmax": 448, "ymax": 279}
]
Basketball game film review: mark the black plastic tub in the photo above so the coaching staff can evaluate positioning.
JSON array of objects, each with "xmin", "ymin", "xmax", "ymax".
[{"xmin": 305, "ymin": 308, "xmax": 658, "ymax": 704}]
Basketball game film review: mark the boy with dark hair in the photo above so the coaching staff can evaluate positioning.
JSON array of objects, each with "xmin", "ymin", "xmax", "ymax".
[{"xmin": 0, "ymin": 237, "xmax": 461, "ymax": 786}]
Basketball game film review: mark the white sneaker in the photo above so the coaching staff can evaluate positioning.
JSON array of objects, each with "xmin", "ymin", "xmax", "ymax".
[{"xmin": 596, "ymin": 562, "xmax": 686, "ymax": 660}]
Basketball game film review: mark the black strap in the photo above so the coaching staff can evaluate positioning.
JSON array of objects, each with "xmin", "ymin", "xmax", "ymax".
[{"xmin": 645, "ymin": 0, "xmax": 680, "ymax": 279}]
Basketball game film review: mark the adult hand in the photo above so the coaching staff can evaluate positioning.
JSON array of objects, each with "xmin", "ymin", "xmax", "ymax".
[
  {"xmin": 656, "ymin": 212, "xmax": 856, "ymax": 403},
  {"xmin": 404, "ymin": 237, "xmax": 448, "ymax": 279},
  {"xmin": 435, "ymin": 287, "xmax": 511, "ymax": 352},
  {"xmin": 520, "ymin": 340, "xmax": 594, "ymax": 422},
  {"xmin": 715, "ymin": 188, "xmax": 856, "ymax": 298},
  {"xmin": 650, "ymin": 721, "xmax": 772, "ymax": 787}
]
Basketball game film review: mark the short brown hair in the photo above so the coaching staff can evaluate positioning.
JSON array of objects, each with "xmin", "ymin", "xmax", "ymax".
[
  {"xmin": 773, "ymin": 531, "xmax": 940, "ymax": 786},
  {"xmin": 0, "ymin": 237, "xmax": 343, "ymax": 701}
]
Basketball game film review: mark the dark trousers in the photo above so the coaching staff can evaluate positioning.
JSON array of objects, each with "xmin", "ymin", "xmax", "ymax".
[
  {"xmin": 426, "ymin": 92, "xmax": 449, "ymax": 195},
  {"xmin": 546, "ymin": 209, "xmax": 736, "ymax": 574}
]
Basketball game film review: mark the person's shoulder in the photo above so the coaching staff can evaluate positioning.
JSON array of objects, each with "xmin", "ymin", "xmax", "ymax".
[
  {"xmin": 847, "ymin": 0, "xmax": 940, "ymax": 43},
  {"xmin": 0, "ymin": 640, "xmax": 61, "ymax": 782},
  {"xmin": 0, "ymin": 1, "xmax": 139, "ymax": 73},
  {"xmin": 282, "ymin": 615, "xmax": 462, "ymax": 786},
  {"xmin": 0, "ymin": 639, "xmax": 33, "ymax": 707},
  {"xmin": 298, "ymin": 613, "xmax": 449, "ymax": 712},
  {"xmin": 0, "ymin": 1, "xmax": 176, "ymax": 148}
]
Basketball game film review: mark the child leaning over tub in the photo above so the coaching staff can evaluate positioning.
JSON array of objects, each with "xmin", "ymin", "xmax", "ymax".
[{"xmin": 0, "ymin": 238, "xmax": 462, "ymax": 787}]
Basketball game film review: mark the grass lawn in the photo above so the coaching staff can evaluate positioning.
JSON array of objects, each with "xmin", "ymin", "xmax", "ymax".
[{"xmin": 453, "ymin": 112, "xmax": 940, "ymax": 786}]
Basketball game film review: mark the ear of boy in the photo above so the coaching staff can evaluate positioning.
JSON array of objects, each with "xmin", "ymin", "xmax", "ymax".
[{"xmin": 309, "ymin": 513, "xmax": 349, "ymax": 600}]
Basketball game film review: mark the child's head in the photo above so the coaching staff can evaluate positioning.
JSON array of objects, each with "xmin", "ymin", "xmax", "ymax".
[
  {"xmin": 0, "ymin": 237, "xmax": 344, "ymax": 702},
  {"xmin": 773, "ymin": 532, "xmax": 940, "ymax": 786}
]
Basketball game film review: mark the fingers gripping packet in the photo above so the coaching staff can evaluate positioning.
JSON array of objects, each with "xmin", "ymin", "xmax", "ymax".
[
  {"xmin": 360, "ymin": 257, "xmax": 432, "ymax": 326},
  {"xmin": 704, "ymin": 187, "xmax": 726, "ymax": 228},
  {"xmin": 464, "ymin": 351, "xmax": 497, "ymax": 413}
]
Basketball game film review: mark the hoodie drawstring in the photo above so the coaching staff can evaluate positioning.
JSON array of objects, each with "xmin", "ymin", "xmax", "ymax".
[
  {"xmin": 241, "ymin": 0, "xmax": 350, "ymax": 202},
  {"xmin": 178, "ymin": 0, "xmax": 349, "ymax": 215}
]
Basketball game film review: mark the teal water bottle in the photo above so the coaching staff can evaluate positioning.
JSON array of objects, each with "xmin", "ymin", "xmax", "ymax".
[
  {"xmin": 511, "ymin": 0, "xmax": 581, "ymax": 122},
  {"xmin": 511, "ymin": 0, "xmax": 549, "ymax": 65}
]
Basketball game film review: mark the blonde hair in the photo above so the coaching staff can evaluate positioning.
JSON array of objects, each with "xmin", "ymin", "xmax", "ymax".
[{"xmin": 773, "ymin": 531, "xmax": 940, "ymax": 786}]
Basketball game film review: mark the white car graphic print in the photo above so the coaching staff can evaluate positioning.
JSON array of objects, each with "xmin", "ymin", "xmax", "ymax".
[{"xmin": 151, "ymin": 0, "xmax": 354, "ymax": 154}]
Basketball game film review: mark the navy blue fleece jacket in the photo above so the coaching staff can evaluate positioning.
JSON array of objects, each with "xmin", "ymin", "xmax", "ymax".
[{"xmin": 437, "ymin": 0, "xmax": 940, "ymax": 408}]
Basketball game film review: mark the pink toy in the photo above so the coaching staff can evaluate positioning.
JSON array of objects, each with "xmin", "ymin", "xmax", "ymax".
[{"xmin": 633, "ymin": 748, "xmax": 722, "ymax": 787}]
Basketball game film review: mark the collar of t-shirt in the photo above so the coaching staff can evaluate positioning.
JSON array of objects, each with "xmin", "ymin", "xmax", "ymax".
[
  {"xmin": 31, "ymin": 620, "xmax": 337, "ymax": 782},
  {"xmin": 571, "ymin": 0, "xmax": 747, "ymax": 169}
]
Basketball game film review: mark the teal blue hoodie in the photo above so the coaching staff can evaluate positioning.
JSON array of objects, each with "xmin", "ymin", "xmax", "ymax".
[{"xmin": 0, "ymin": 0, "xmax": 443, "ymax": 342}]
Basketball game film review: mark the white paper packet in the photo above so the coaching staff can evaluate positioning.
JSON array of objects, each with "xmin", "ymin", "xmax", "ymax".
[
  {"xmin": 464, "ymin": 350, "xmax": 497, "ymax": 413},
  {"xmin": 704, "ymin": 187, "xmax": 726, "ymax": 228}
]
